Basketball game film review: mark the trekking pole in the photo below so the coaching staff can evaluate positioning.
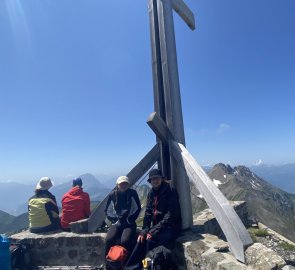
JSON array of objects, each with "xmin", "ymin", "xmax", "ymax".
[{"xmin": 124, "ymin": 241, "xmax": 140, "ymax": 268}]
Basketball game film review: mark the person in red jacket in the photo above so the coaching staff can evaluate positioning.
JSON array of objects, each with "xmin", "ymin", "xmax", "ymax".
[{"xmin": 61, "ymin": 177, "xmax": 91, "ymax": 231}]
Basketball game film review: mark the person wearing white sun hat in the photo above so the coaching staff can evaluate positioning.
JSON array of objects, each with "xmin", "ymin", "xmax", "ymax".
[
  {"xmin": 104, "ymin": 176, "xmax": 141, "ymax": 261},
  {"xmin": 28, "ymin": 177, "xmax": 60, "ymax": 233}
]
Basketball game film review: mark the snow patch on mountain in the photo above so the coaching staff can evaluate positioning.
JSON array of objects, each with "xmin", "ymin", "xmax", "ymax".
[{"xmin": 213, "ymin": 179, "xmax": 222, "ymax": 187}]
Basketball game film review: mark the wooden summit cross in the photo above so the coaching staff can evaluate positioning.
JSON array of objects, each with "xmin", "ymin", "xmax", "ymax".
[{"xmin": 71, "ymin": 0, "xmax": 252, "ymax": 263}]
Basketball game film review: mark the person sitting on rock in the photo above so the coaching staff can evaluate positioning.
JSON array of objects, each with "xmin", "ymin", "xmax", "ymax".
[
  {"xmin": 126, "ymin": 169, "xmax": 182, "ymax": 267},
  {"xmin": 28, "ymin": 177, "xmax": 60, "ymax": 233},
  {"xmin": 104, "ymin": 176, "xmax": 141, "ymax": 258},
  {"xmin": 60, "ymin": 177, "xmax": 91, "ymax": 231}
]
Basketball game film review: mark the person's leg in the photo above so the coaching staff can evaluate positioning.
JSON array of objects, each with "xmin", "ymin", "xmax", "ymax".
[
  {"xmin": 125, "ymin": 241, "xmax": 147, "ymax": 267},
  {"xmin": 120, "ymin": 225, "xmax": 136, "ymax": 253},
  {"xmin": 147, "ymin": 230, "xmax": 178, "ymax": 270},
  {"xmin": 126, "ymin": 230, "xmax": 178, "ymax": 267},
  {"xmin": 156, "ymin": 229, "xmax": 177, "ymax": 249},
  {"xmin": 105, "ymin": 225, "xmax": 121, "ymax": 257}
]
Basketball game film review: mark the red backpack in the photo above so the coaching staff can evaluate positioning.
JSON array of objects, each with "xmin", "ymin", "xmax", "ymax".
[{"xmin": 106, "ymin": 245, "xmax": 128, "ymax": 270}]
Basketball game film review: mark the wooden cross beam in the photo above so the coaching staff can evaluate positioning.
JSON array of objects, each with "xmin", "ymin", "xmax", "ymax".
[
  {"xmin": 147, "ymin": 112, "xmax": 253, "ymax": 263},
  {"xmin": 148, "ymin": 0, "xmax": 195, "ymax": 230},
  {"xmin": 73, "ymin": 0, "xmax": 196, "ymax": 233},
  {"xmin": 171, "ymin": 0, "xmax": 195, "ymax": 30}
]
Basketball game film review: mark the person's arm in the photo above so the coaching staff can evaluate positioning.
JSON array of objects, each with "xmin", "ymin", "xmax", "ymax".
[
  {"xmin": 148, "ymin": 189, "xmax": 180, "ymax": 236},
  {"xmin": 126, "ymin": 190, "xmax": 141, "ymax": 224},
  {"xmin": 50, "ymin": 193, "xmax": 58, "ymax": 205},
  {"xmin": 140, "ymin": 192, "xmax": 153, "ymax": 236},
  {"xmin": 104, "ymin": 193, "xmax": 118, "ymax": 224},
  {"xmin": 45, "ymin": 199, "xmax": 60, "ymax": 224}
]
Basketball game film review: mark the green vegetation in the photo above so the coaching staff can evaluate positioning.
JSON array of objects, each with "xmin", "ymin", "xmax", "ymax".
[
  {"xmin": 254, "ymin": 229, "xmax": 270, "ymax": 237},
  {"xmin": 278, "ymin": 241, "xmax": 295, "ymax": 251},
  {"xmin": 248, "ymin": 228, "xmax": 258, "ymax": 242},
  {"xmin": 248, "ymin": 228, "xmax": 270, "ymax": 241}
]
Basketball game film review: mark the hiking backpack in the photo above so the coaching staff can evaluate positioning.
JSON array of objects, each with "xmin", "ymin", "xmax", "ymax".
[
  {"xmin": 106, "ymin": 245, "xmax": 128, "ymax": 270},
  {"xmin": 145, "ymin": 245, "xmax": 177, "ymax": 270},
  {"xmin": 10, "ymin": 243, "xmax": 30, "ymax": 270}
]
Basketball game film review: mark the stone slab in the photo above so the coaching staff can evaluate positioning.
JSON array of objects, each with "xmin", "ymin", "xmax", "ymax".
[{"xmin": 10, "ymin": 230, "xmax": 106, "ymax": 267}]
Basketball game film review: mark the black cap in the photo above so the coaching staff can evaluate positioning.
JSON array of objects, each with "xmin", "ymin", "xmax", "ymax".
[
  {"xmin": 148, "ymin": 169, "xmax": 164, "ymax": 183},
  {"xmin": 73, "ymin": 177, "xmax": 83, "ymax": 187}
]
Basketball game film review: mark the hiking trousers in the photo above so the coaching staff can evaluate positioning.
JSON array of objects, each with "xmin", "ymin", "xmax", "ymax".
[
  {"xmin": 126, "ymin": 228, "xmax": 177, "ymax": 266},
  {"xmin": 105, "ymin": 223, "xmax": 137, "ymax": 257}
]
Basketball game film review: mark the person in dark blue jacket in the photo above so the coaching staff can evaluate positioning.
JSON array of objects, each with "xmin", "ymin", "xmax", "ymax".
[{"xmin": 104, "ymin": 176, "xmax": 141, "ymax": 257}]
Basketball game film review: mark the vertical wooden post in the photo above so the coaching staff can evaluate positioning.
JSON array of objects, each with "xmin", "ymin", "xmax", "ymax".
[
  {"xmin": 156, "ymin": 0, "xmax": 193, "ymax": 229},
  {"xmin": 148, "ymin": 0, "xmax": 171, "ymax": 179}
]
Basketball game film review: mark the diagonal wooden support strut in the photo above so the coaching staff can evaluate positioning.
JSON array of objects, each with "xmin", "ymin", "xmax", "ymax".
[
  {"xmin": 147, "ymin": 112, "xmax": 253, "ymax": 263},
  {"xmin": 70, "ymin": 144, "xmax": 160, "ymax": 233},
  {"xmin": 171, "ymin": 142, "xmax": 253, "ymax": 263},
  {"xmin": 87, "ymin": 144, "xmax": 160, "ymax": 233}
]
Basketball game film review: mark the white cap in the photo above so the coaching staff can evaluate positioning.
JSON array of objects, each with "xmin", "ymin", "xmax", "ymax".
[
  {"xmin": 116, "ymin": 176, "xmax": 130, "ymax": 185},
  {"xmin": 36, "ymin": 177, "xmax": 53, "ymax": 190}
]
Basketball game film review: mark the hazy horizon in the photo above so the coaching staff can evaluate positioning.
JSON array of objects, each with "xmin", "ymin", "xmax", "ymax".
[
  {"xmin": 1, "ymin": 0, "xmax": 294, "ymax": 183},
  {"xmin": 1, "ymin": 159, "xmax": 295, "ymax": 184}
]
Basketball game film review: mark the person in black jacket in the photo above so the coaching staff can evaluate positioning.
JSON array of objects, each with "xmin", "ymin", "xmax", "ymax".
[
  {"xmin": 104, "ymin": 176, "xmax": 141, "ymax": 257},
  {"xmin": 139, "ymin": 168, "xmax": 182, "ymax": 246},
  {"xmin": 126, "ymin": 169, "xmax": 182, "ymax": 266}
]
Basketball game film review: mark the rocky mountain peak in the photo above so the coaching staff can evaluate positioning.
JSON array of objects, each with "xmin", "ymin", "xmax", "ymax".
[
  {"xmin": 212, "ymin": 163, "xmax": 234, "ymax": 175},
  {"xmin": 206, "ymin": 164, "xmax": 295, "ymax": 242},
  {"xmin": 233, "ymin": 165, "xmax": 253, "ymax": 178}
]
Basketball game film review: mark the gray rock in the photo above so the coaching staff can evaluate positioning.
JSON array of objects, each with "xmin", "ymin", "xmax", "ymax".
[
  {"xmin": 9, "ymin": 230, "xmax": 107, "ymax": 267},
  {"xmin": 245, "ymin": 243, "xmax": 286, "ymax": 269}
]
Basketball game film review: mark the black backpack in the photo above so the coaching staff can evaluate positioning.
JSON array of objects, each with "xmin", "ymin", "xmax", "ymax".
[
  {"xmin": 146, "ymin": 245, "xmax": 177, "ymax": 270},
  {"xmin": 106, "ymin": 259, "xmax": 124, "ymax": 270},
  {"xmin": 10, "ymin": 243, "xmax": 30, "ymax": 270}
]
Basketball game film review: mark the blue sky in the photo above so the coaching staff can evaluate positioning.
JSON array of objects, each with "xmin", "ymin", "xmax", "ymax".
[{"xmin": 0, "ymin": 0, "xmax": 294, "ymax": 183}]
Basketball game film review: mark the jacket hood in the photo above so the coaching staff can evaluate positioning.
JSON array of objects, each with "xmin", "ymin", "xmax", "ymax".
[{"xmin": 68, "ymin": 186, "xmax": 84, "ymax": 196}]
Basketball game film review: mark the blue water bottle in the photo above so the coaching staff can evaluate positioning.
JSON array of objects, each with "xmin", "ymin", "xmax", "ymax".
[{"xmin": 0, "ymin": 234, "xmax": 11, "ymax": 270}]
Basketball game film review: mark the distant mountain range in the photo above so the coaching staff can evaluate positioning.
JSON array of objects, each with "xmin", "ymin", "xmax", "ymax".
[
  {"xmin": 0, "ymin": 173, "xmax": 112, "ymax": 234},
  {"xmin": 203, "ymin": 162, "xmax": 295, "ymax": 194},
  {"xmin": 0, "ymin": 173, "xmax": 112, "ymax": 215},
  {"xmin": 0, "ymin": 184, "xmax": 150, "ymax": 234},
  {"xmin": 0, "ymin": 182, "xmax": 35, "ymax": 215},
  {"xmin": 1, "ymin": 167, "xmax": 294, "ymax": 241},
  {"xmin": 0, "ymin": 210, "xmax": 28, "ymax": 235},
  {"xmin": 191, "ymin": 163, "xmax": 295, "ymax": 242},
  {"xmin": 51, "ymin": 173, "xmax": 111, "ymax": 206},
  {"xmin": 250, "ymin": 163, "xmax": 295, "ymax": 193}
]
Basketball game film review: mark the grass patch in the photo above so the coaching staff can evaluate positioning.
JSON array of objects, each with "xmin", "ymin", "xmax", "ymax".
[
  {"xmin": 248, "ymin": 228, "xmax": 269, "ymax": 241},
  {"xmin": 248, "ymin": 228, "xmax": 258, "ymax": 242},
  {"xmin": 253, "ymin": 229, "xmax": 270, "ymax": 237},
  {"xmin": 278, "ymin": 241, "xmax": 295, "ymax": 251}
]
